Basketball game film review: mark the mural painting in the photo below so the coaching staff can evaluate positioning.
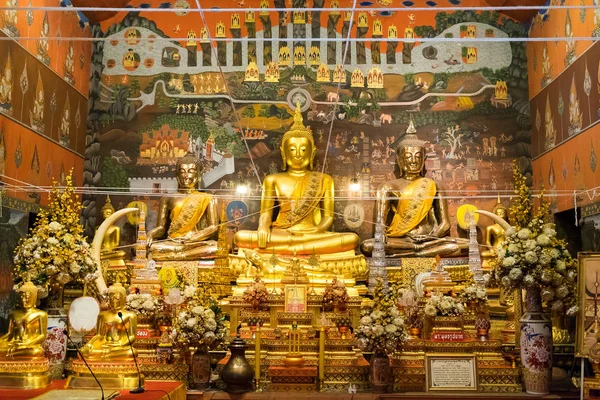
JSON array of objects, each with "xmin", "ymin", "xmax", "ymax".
[{"xmin": 85, "ymin": 0, "xmax": 531, "ymax": 241}]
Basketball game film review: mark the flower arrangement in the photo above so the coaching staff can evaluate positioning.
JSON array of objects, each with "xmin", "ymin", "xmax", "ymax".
[
  {"xmin": 356, "ymin": 279, "xmax": 407, "ymax": 354},
  {"xmin": 13, "ymin": 172, "xmax": 98, "ymax": 290},
  {"xmin": 495, "ymin": 164, "xmax": 578, "ymax": 315},
  {"xmin": 322, "ymin": 277, "xmax": 349, "ymax": 310},
  {"xmin": 125, "ymin": 293, "xmax": 163, "ymax": 318},
  {"xmin": 170, "ymin": 286, "xmax": 229, "ymax": 349},
  {"xmin": 424, "ymin": 293, "xmax": 465, "ymax": 317},
  {"xmin": 242, "ymin": 277, "xmax": 269, "ymax": 310},
  {"xmin": 460, "ymin": 284, "xmax": 487, "ymax": 305}
]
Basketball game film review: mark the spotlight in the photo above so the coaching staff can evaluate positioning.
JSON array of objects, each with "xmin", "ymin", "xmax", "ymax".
[
  {"xmin": 349, "ymin": 178, "xmax": 361, "ymax": 192},
  {"xmin": 236, "ymin": 183, "xmax": 249, "ymax": 195}
]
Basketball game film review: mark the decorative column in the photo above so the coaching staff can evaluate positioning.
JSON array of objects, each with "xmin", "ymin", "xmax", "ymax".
[
  {"xmin": 186, "ymin": 30, "xmax": 197, "ymax": 67},
  {"xmin": 292, "ymin": 0, "xmax": 306, "ymax": 65},
  {"xmin": 245, "ymin": 11, "xmax": 256, "ymax": 64},
  {"xmin": 275, "ymin": 0, "xmax": 287, "ymax": 55},
  {"xmin": 356, "ymin": 12, "xmax": 368, "ymax": 64},
  {"xmin": 200, "ymin": 28, "xmax": 211, "ymax": 66},
  {"xmin": 386, "ymin": 25, "xmax": 398, "ymax": 64},
  {"xmin": 216, "ymin": 22, "xmax": 227, "ymax": 66},
  {"xmin": 403, "ymin": 27, "xmax": 414, "ymax": 64},
  {"xmin": 342, "ymin": 11, "xmax": 352, "ymax": 64},
  {"xmin": 369, "ymin": 202, "xmax": 388, "ymax": 292},
  {"xmin": 467, "ymin": 212, "xmax": 484, "ymax": 286},
  {"xmin": 259, "ymin": 10, "xmax": 272, "ymax": 64},
  {"xmin": 230, "ymin": 14, "xmax": 242, "ymax": 66},
  {"xmin": 326, "ymin": 6, "xmax": 340, "ymax": 64},
  {"xmin": 371, "ymin": 19, "xmax": 382, "ymax": 64}
]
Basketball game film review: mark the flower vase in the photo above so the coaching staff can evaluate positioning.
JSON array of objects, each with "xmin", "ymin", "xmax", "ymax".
[
  {"xmin": 189, "ymin": 345, "xmax": 211, "ymax": 390},
  {"xmin": 371, "ymin": 352, "xmax": 391, "ymax": 393},
  {"xmin": 520, "ymin": 287, "xmax": 552, "ymax": 395},
  {"xmin": 474, "ymin": 304, "xmax": 491, "ymax": 341},
  {"xmin": 408, "ymin": 313, "xmax": 423, "ymax": 339}
]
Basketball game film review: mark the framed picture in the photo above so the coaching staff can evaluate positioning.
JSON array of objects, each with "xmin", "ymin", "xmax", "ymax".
[
  {"xmin": 284, "ymin": 285, "xmax": 307, "ymax": 313},
  {"xmin": 576, "ymin": 252, "xmax": 600, "ymax": 358},
  {"xmin": 426, "ymin": 353, "xmax": 477, "ymax": 391}
]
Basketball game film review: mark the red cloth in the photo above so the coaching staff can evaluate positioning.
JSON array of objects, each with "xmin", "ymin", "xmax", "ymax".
[{"xmin": 0, "ymin": 380, "xmax": 184, "ymax": 400}]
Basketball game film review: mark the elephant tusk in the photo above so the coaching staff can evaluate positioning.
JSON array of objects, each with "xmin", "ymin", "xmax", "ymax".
[
  {"xmin": 474, "ymin": 210, "xmax": 511, "ymax": 231},
  {"xmin": 91, "ymin": 207, "xmax": 138, "ymax": 294}
]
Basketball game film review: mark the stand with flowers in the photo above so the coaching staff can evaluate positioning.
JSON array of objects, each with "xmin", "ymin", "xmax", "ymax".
[
  {"xmin": 125, "ymin": 293, "xmax": 163, "ymax": 335},
  {"xmin": 242, "ymin": 277, "xmax": 269, "ymax": 311},
  {"xmin": 495, "ymin": 164, "xmax": 578, "ymax": 395},
  {"xmin": 397, "ymin": 288, "xmax": 422, "ymax": 338},
  {"xmin": 171, "ymin": 286, "xmax": 229, "ymax": 390},
  {"xmin": 424, "ymin": 293, "xmax": 465, "ymax": 340},
  {"xmin": 460, "ymin": 284, "xmax": 490, "ymax": 340},
  {"xmin": 356, "ymin": 279, "xmax": 407, "ymax": 393},
  {"xmin": 322, "ymin": 277, "xmax": 350, "ymax": 311}
]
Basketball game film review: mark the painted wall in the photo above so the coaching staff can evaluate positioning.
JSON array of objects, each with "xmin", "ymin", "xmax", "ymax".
[
  {"xmin": 84, "ymin": 0, "xmax": 531, "ymax": 246},
  {"xmin": 528, "ymin": 2, "xmax": 600, "ymax": 217}
]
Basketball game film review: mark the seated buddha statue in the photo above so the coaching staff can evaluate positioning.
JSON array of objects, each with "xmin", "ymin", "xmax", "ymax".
[
  {"xmin": 481, "ymin": 197, "xmax": 508, "ymax": 259},
  {"xmin": 81, "ymin": 283, "xmax": 137, "ymax": 361},
  {"xmin": 97, "ymin": 196, "xmax": 126, "ymax": 265},
  {"xmin": 234, "ymin": 105, "xmax": 359, "ymax": 256},
  {"xmin": 147, "ymin": 153, "xmax": 218, "ymax": 261},
  {"xmin": 0, "ymin": 282, "xmax": 47, "ymax": 359},
  {"xmin": 361, "ymin": 120, "xmax": 468, "ymax": 258}
]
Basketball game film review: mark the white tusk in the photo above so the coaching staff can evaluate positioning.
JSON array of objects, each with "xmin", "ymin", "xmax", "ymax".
[
  {"xmin": 91, "ymin": 207, "xmax": 138, "ymax": 294},
  {"xmin": 474, "ymin": 210, "xmax": 511, "ymax": 231}
]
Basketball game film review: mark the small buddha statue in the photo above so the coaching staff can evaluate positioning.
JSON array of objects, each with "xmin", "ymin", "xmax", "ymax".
[
  {"xmin": 0, "ymin": 282, "xmax": 47, "ymax": 358},
  {"xmin": 361, "ymin": 120, "xmax": 468, "ymax": 257},
  {"xmin": 81, "ymin": 283, "xmax": 137, "ymax": 361},
  {"xmin": 98, "ymin": 196, "xmax": 126, "ymax": 264},
  {"xmin": 147, "ymin": 153, "xmax": 218, "ymax": 261},
  {"xmin": 481, "ymin": 197, "xmax": 508, "ymax": 259},
  {"xmin": 234, "ymin": 104, "xmax": 359, "ymax": 255}
]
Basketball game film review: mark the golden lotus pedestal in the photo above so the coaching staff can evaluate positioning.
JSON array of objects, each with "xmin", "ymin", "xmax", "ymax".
[
  {"xmin": 66, "ymin": 359, "xmax": 143, "ymax": 390},
  {"xmin": 0, "ymin": 358, "xmax": 51, "ymax": 389}
]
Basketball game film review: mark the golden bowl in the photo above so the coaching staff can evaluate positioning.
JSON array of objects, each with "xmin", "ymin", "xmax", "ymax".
[{"xmin": 283, "ymin": 353, "xmax": 305, "ymax": 368}]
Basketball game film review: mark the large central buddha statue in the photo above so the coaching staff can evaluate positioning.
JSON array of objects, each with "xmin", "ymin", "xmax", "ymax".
[
  {"xmin": 361, "ymin": 120, "xmax": 468, "ymax": 258},
  {"xmin": 235, "ymin": 105, "xmax": 359, "ymax": 255},
  {"xmin": 147, "ymin": 153, "xmax": 218, "ymax": 261}
]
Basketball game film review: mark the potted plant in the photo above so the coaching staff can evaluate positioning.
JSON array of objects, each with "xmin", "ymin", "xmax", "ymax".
[
  {"xmin": 322, "ymin": 277, "xmax": 350, "ymax": 311},
  {"xmin": 242, "ymin": 277, "xmax": 269, "ymax": 311},
  {"xmin": 493, "ymin": 163, "xmax": 578, "ymax": 395},
  {"xmin": 355, "ymin": 279, "xmax": 407, "ymax": 393},
  {"xmin": 460, "ymin": 284, "xmax": 490, "ymax": 339}
]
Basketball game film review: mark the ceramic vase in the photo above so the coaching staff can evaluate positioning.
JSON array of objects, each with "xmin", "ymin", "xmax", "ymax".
[
  {"xmin": 189, "ymin": 345, "xmax": 211, "ymax": 390},
  {"xmin": 371, "ymin": 352, "xmax": 391, "ymax": 393},
  {"xmin": 520, "ymin": 287, "xmax": 552, "ymax": 395}
]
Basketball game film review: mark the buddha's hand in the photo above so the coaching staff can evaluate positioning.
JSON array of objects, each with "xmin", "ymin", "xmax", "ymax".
[
  {"xmin": 257, "ymin": 226, "xmax": 270, "ymax": 248},
  {"xmin": 407, "ymin": 233, "xmax": 429, "ymax": 243},
  {"xmin": 146, "ymin": 237, "xmax": 153, "ymax": 250}
]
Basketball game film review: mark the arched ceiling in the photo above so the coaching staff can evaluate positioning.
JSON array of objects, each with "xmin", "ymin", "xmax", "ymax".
[{"xmin": 71, "ymin": 0, "xmax": 547, "ymax": 24}]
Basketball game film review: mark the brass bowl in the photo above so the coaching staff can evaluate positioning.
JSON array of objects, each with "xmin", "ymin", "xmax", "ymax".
[{"xmin": 283, "ymin": 353, "xmax": 305, "ymax": 368}]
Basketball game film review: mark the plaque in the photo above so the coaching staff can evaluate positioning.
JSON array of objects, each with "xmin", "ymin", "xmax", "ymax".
[{"xmin": 426, "ymin": 354, "xmax": 477, "ymax": 391}]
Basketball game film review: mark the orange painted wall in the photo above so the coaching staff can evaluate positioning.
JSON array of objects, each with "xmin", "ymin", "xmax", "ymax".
[{"xmin": 527, "ymin": 0, "xmax": 598, "ymax": 99}]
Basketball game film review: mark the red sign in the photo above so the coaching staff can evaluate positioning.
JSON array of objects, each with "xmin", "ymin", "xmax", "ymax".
[
  {"xmin": 431, "ymin": 332, "xmax": 464, "ymax": 342},
  {"xmin": 136, "ymin": 329, "xmax": 151, "ymax": 338}
]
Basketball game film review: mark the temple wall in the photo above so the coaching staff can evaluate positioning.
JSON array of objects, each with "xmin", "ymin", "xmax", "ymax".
[
  {"xmin": 527, "ymin": 3, "xmax": 600, "ymax": 225},
  {"xmin": 0, "ymin": 2, "xmax": 91, "ymax": 329},
  {"xmin": 85, "ymin": 0, "xmax": 531, "ymax": 247}
]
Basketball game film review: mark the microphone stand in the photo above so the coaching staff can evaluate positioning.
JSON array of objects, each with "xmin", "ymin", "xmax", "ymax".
[
  {"xmin": 117, "ymin": 312, "xmax": 145, "ymax": 394},
  {"xmin": 63, "ymin": 329, "xmax": 105, "ymax": 400}
]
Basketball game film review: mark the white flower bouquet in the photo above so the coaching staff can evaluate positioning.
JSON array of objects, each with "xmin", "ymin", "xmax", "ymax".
[
  {"xmin": 496, "ymin": 219, "xmax": 578, "ymax": 315},
  {"xmin": 424, "ymin": 293, "xmax": 465, "ymax": 317},
  {"xmin": 460, "ymin": 284, "xmax": 487, "ymax": 305},
  {"xmin": 170, "ymin": 288, "xmax": 229, "ymax": 349},
  {"xmin": 125, "ymin": 293, "xmax": 163, "ymax": 318},
  {"xmin": 356, "ymin": 280, "xmax": 407, "ymax": 354},
  {"xmin": 13, "ymin": 173, "xmax": 98, "ymax": 290}
]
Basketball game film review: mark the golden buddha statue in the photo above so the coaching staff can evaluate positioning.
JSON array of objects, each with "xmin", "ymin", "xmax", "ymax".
[
  {"xmin": 234, "ymin": 105, "xmax": 359, "ymax": 255},
  {"xmin": 481, "ymin": 197, "xmax": 508, "ymax": 259},
  {"xmin": 147, "ymin": 153, "xmax": 218, "ymax": 261},
  {"xmin": 361, "ymin": 120, "xmax": 468, "ymax": 258},
  {"xmin": 0, "ymin": 282, "xmax": 47, "ymax": 359},
  {"xmin": 97, "ymin": 196, "xmax": 126, "ymax": 266},
  {"xmin": 81, "ymin": 283, "xmax": 137, "ymax": 361}
]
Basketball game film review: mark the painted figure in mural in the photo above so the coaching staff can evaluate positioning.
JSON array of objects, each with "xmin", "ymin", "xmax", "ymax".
[
  {"xmin": 147, "ymin": 153, "xmax": 218, "ymax": 261},
  {"xmin": 234, "ymin": 105, "xmax": 359, "ymax": 255},
  {"xmin": 0, "ymin": 282, "xmax": 47, "ymax": 359},
  {"xmin": 59, "ymin": 101, "xmax": 71, "ymax": 147},
  {"xmin": 81, "ymin": 284, "xmax": 137, "ymax": 361},
  {"xmin": 64, "ymin": 41, "xmax": 75, "ymax": 85},
  {"xmin": 36, "ymin": 12, "xmax": 50, "ymax": 65},
  {"xmin": 97, "ymin": 196, "xmax": 127, "ymax": 263},
  {"xmin": 480, "ymin": 197, "xmax": 508, "ymax": 259},
  {"xmin": 1, "ymin": 0, "xmax": 19, "ymax": 37},
  {"xmin": 541, "ymin": 43, "xmax": 552, "ymax": 88},
  {"xmin": 361, "ymin": 120, "xmax": 468, "ymax": 258},
  {"xmin": 0, "ymin": 53, "xmax": 12, "ymax": 110}
]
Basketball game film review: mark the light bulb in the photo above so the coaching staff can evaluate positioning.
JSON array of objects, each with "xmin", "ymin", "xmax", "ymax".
[
  {"xmin": 349, "ymin": 179, "xmax": 361, "ymax": 192},
  {"xmin": 236, "ymin": 184, "xmax": 249, "ymax": 195}
]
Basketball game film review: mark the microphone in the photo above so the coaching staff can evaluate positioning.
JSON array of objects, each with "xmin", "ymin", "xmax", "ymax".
[
  {"xmin": 117, "ymin": 311, "xmax": 145, "ymax": 394},
  {"xmin": 63, "ymin": 329, "xmax": 105, "ymax": 400}
]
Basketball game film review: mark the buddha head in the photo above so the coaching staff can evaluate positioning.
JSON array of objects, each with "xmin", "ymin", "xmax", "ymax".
[
  {"xmin": 107, "ymin": 283, "xmax": 127, "ymax": 311},
  {"xmin": 176, "ymin": 153, "xmax": 202, "ymax": 190},
  {"xmin": 101, "ymin": 195, "xmax": 115, "ymax": 220},
  {"xmin": 280, "ymin": 104, "xmax": 316, "ymax": 171},
  {"xmin": 19, "ymin": 282, "xmax": 38, "ymax": 308},
  {"xmin": 396, "ymin": 119, "xmax": 427, "ymax": 178},
  {"xmin": 493, "ymin": 197, "xmax": 508, "ymax": 221}
]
